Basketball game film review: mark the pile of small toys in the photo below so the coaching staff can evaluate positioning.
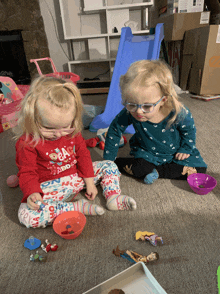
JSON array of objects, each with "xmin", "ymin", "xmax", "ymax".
[
  {"xmin": 24, "ymin": 236, "xmax": 58, "ymax": 263},
  {"xmin": 113, "ymin": 230, "xmax": 163, "ymax": 265}
]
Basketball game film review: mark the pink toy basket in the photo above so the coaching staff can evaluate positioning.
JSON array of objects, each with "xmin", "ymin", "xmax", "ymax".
[{"xmin": 30, "ymin": 57, "xmax": 80, "ymax": 84}]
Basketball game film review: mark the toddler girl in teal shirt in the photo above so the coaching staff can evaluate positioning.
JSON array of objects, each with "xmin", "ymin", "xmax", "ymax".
[{"xmin": 103, "ymin": 60, "xmax": 207, "ymax": 184}]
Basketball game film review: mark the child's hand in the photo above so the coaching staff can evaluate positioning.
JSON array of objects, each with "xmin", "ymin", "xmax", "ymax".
[
  {"xmin": 175, "ymin": 153, "xmax": 190, "ymax": 161},
  {"xmin": 85, "ymin": 185, "xmax": 98, "ymax": 201},
  {"xmin": 27, "ymin": 193, "xmax": 46, "ymax": 210}
]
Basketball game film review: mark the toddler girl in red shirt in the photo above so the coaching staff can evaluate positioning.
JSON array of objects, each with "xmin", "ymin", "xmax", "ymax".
[{"xmin": 14, "ymin": 76, "xmax": 136, "ymax": 228}]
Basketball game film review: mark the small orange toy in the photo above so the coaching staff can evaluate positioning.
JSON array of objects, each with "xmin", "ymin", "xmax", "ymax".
[{"xmin": 85, "ymin": 128, "xmax": 127, "ymax": 150}]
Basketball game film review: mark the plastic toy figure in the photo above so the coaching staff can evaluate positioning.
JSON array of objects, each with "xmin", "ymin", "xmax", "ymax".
[
  {"xmin": 41, "ymin": 239, "xmax": 58, "ymax": 253},
  {"xmin": 85, "ymin": 127, "xmax": 127, "ymax": 150},
  {"xmin": 135, "ymin": 231, "xmax": 163, "ymax": 246},
  {"xmin": 35, "ymin": 200, "xmax": 46, "ymax": 213},
  {"xmin": 113, "ymin": 245, "xmax": 159, "ymax": 265},
  {"xmin": 0, "ymin": 90, "xmax": 12, "ymax": 105},
  {"xmin": 41, "ymin": 243, "xmax": 51, "ymax": 253},
  {"xmin": 30, "ymin": 254, "xmax": 35, "ymax": 262},
  {"xmin": 30, "ymin": 251, "xmax": 47, "ymax": 262}
]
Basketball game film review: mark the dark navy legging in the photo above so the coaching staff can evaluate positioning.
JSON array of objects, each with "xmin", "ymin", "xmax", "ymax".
[{"xmin": 115, "ymin": 157, "xmax": 207, "ymax": 180}]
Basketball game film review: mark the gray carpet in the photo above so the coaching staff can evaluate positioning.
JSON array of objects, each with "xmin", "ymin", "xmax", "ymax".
[{"xmin": 0, "ymin": 93, "xmax": 220, "ymax": 294}]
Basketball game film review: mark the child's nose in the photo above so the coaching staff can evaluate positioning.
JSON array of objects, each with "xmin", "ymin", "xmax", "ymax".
[
  {"xmin": 136, "ymin": 106, "xmax": 144, "ymax": 114},
  {"xmin": 55, "ymin": 131, "xmax": 62, "ymax": 138}
]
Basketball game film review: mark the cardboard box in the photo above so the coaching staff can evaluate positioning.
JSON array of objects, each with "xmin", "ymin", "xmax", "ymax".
[
  {"xmin": 83, "ymin": 262, "xmax": 167, "ymax": 294},
  {"xmin": 157, "ymin": 11, "xmax": 210, "ymax": 41},
  {"xmin": 166, "ymin": 40, "xmax": 183, "ymax": 85},
  {"xmin": 180, "ymin": 25, "xmax": 220, "ymax": 95},
  {"xmin": 157, "ymin": 0, "xmax": 204, "ymax": 16}
]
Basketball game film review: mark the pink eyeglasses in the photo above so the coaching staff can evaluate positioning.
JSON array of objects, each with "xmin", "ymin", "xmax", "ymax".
[{"xmin": 40, "ymin": 126, "xmax": 75, "ymax": 137}]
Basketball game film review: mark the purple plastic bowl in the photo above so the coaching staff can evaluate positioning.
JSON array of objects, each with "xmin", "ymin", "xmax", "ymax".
[{"xmin": 187, "ymin": 173, "xmax": 217, "ymax": 195}]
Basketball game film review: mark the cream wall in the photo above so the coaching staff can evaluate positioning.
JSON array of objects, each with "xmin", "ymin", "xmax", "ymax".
[
  {"xmin": 39, "ymin": 0, "xmax": 70, "ymax": 72},
  {"xmin": 38, "ymin": 0, "xmax": 156, "ymax": 73}
]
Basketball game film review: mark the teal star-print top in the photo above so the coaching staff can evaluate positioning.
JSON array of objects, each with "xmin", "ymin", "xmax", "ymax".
[{"xmin": 103, "ymin": 107, "xmax": 207, "ymax": 168}]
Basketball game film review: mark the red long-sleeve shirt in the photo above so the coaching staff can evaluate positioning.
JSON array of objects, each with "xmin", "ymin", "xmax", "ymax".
[{"xmin": 16, "ymin": 133, "xmax": 94, "ymax": 203}]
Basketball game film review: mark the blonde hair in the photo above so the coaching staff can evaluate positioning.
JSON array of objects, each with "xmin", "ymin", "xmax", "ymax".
[
  {"xmin": 12, "ymin": 76, "xmax": 84, "ymax": 147},
  {"xmin": 120, "ymin": 59, "xmax": 186, "ymax": 127}
]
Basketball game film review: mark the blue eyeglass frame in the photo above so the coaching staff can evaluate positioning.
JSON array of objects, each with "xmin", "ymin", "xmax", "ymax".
[{"xmin": 123, "ymin": 96, "xmax": 165, "ymax": 113}]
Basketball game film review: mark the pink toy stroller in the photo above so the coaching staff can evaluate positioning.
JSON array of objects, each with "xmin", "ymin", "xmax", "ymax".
[{"xmin": 30, "ymin": 57, "xmax": 80, "ymax": 84}]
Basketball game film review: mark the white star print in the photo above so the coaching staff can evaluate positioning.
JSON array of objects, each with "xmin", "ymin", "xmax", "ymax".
[
  {"xmin": 144, "ymin": 128, "xmax": 147, "ymax": 131},
  {"xmin": 152, "ymin": 147, "xmax": 156, "ymax": 150},
  {"xmin": 162, "ymin": 140, "xmax": 166, "ymax": 143},
  {"xmin": 170, "ymin": 144, "xmax": 173, "ymax": 147},
  {"xmin": 162, "ymin": 129, "xmax": 166, "ymax": 132},
  {"xmin": 172, "ymin": 147, "xmax": 175, "ymax": 149},
  {"xmin": 106, "ymin": 150, "xmax": 109, "ymax": 154},
  {"xmin": 115, "ymin": 144, "xmax": 118, "ymax": 146},
  {"xmin": 170, "ymin": 129, "xmax": 174, "ymax": 132},
  {"xmin": 150, "ymin": 137, "xmax": 153, "ymax": 140},
  {"xmin": 153, "ymin": 125, "xmax": 157, "ymax": 127},
  {"xmin": 189, "ymin": 139, "xmax": 193, "ymax": 142},
  {"xmin": 182, "ymin": 125, "xmax": 186, "ymax": 128},
  {"xmin": 163, "ymin": 159, "xmax": 166, "ymax": 161},
  {"xmin": 110, "ymin": 136, "xmax": 113, "ymax": 139},
  {"xmin": 184, "ymin": 133, "xmax": 188, "ymax": 135}
]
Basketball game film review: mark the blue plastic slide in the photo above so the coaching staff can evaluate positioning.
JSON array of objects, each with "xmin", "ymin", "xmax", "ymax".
[{"xmin": 90, "ymin": 23, "xmax": 164, "ymax": 134}]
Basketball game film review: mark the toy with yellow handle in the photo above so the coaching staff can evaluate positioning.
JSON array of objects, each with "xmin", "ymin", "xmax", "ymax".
[{"xmin": 135, "ymin": 231, "xmax": 163, "ymax": 246}]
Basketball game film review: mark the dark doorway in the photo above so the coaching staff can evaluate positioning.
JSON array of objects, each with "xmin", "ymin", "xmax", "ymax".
[{"xmin": 0, "ymin": 30, "xmax": 31, "ymax": 85}]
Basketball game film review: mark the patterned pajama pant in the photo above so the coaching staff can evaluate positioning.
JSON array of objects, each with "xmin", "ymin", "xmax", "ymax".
[{"xmin": 18, "ymin": 160, "xmax": 121, "ymax": 228}]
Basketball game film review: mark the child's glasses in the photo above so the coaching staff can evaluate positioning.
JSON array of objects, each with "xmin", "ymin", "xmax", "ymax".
[
  {"xmin": 123, "ymin": 96, "xmax": 165, "ymax": 113},
  {"xmin": 40, "ymin": 126, "xmax": 75, "ymax": 138}
]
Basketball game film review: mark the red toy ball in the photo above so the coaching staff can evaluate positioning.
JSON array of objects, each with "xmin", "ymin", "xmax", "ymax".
[{"xmin": 7, "ymin": 175, "xmax": 19, "ymax": 188}]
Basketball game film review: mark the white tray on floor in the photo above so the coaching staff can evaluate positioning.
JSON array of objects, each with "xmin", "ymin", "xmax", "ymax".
[{"xmin": 83, "ymin": 261, "xmax": 167, "ymax": 294}]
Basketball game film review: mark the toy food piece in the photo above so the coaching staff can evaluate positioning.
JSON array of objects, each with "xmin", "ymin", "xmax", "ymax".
[
  {"xmin": 61, "ymin": 224, "xmax": 75, "ymax": 235},
  {"xmin": 135, "ymin": 231, "xmax": 163, "ymax": 246},
  {"xmin": 7, "ymin": 175, "xmax": 19, "ymax": 187},
  {"xmin": 24, "ymin": 236, "xmax": 41, "ymax": 250}
]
